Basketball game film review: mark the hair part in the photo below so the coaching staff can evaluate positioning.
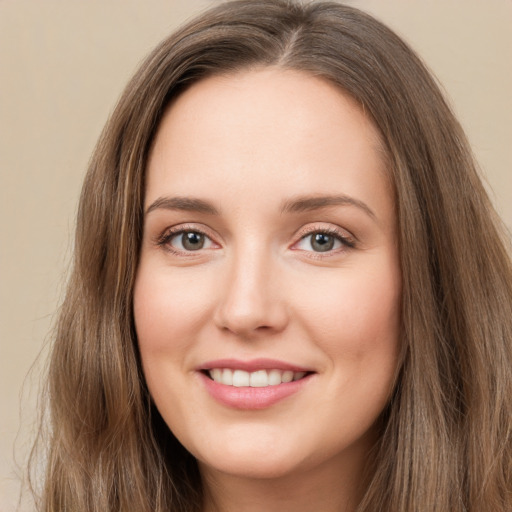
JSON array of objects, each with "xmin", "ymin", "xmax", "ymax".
[{"xmin": 32, "ymin": 1, "xmax": 512, "ymax": 510}]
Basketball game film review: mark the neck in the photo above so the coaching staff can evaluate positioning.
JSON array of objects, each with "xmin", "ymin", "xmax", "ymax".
[{"xmin": 200, "ymin": 444, "xmax": 373, "ymax": 512}]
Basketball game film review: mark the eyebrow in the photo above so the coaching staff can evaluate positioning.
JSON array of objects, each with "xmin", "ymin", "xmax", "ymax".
[
  {"xmin": 145, "ymin": 193, "xmax": 376, "ymax": 220},
  {"xmin": 145, "ymin": 196, "xmax": 220, "ymax": 216},
  {"xmin": 280, "ymin": 194, "xmax": 376, "ymax": 219}
]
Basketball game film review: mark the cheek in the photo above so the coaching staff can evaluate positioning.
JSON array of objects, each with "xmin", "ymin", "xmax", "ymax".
[
  {"xmin": 133, "ymin": 265, "xmax": 214, "ymax": 355},
  {"xmin": 292, "ymin": 261, "xmax": 401, "ymax": 361},
  {"xmin": 133, "ymin": 265, "xmax": 218, "ymax": 421}
]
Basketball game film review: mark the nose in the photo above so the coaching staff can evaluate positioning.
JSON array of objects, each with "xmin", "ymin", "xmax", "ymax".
[{"xmin": 213, "ymin": 249, "xmax": 288, "ymax": 338}]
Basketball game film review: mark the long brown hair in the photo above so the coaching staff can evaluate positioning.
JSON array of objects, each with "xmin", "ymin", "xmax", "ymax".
[{"xmin": 31, "ymin": 1, "xmax": 512, "ymax": 510}]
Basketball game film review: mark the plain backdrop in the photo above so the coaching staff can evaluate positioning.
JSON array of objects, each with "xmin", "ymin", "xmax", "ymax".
[{"xmin": 1, "ymin": 1, "xmax": 511, "ymax": 509}]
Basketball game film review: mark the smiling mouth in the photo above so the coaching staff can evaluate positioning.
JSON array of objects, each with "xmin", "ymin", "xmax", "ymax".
[{"xmin": 205, "ymin": 368, "xmax": 310, "ymax": 387}]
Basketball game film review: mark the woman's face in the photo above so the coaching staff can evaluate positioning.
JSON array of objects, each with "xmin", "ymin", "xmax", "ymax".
[{"xmin": 134, "ymin": 68, "xmax": 401, "ymax": 480}]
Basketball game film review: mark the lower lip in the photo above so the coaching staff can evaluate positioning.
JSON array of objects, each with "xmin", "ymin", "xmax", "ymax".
[{"xmin": 199, "ymin": 372, "xmax": 312, "ymax": 410}]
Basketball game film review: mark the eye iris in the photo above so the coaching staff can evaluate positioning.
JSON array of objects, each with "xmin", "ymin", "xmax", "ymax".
[
  {"xmin": 182, "ymin": 232, "xmax": 204, "ymax": 250},
  {"xmin": 311, "ymin": 233, "xmax": 334, "ymax": 252}
]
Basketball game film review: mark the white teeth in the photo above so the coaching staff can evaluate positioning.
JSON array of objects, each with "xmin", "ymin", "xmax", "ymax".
[
  {"xmin": 232, "ymin": 369, "xmax": 250, "ymax": 387},
  {"xmin": 221, "ymin": 368, "xmax": 233, "ymax": 385},
  {"xmin": 249, "ymin": 370, "xmax": 268, "ymax": 387},
  {"xmin": 268, "ymin": 369, "xmax": 282, "ymax": 386},
  {"xmin": 208, "ymin": 368, "xmax": 308, "ymax": 387},
  {"xmin": 281, "ymin": 370, "xmax": 294, "ymax": 383}
]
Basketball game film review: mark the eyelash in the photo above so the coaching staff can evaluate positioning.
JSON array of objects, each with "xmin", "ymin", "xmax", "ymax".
[
  {"xmin": 156, "ymin": 224, "xmax": 216, "ymax": 256},
  {"xmin": 156, "ymin": 224, "xmax": 356, "ymax": 258},
  {"xmin": 294, "ymin": 226, "xmax": 356, "ymax": 258}
]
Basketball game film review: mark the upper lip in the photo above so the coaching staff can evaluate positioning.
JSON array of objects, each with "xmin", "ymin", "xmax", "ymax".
[{"xmin": 198, "ymin": 358, "xmax": 313, "ymax": 373}]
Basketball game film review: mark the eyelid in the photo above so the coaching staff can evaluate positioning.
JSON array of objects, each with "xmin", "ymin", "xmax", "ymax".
[
  {"xmin": 155, "ymin": 223, "xmax": 221, "ymax": 254},
  {"xmin": 153, "ymin": 222, "xmax": 356, "ymax": 257},
  {"xmin": 295, "ymin": 222, "xmax": 355, "ymax": 242},
  {"xmin": 291, "ymin": 223, "xmax": 356, "ymax": 255}
]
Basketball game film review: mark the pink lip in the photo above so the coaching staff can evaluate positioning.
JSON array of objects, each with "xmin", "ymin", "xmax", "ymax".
[
  {"xmin": 198, "ymin": 358, "xmax": 312, "ymax": 373},
  {"xmin": 197, "ymin": 359, "xmax": 315, "ymax": 410},
  {"xmin": 198, "ymin": 372, "xmax": 313, "ymax": 410}
]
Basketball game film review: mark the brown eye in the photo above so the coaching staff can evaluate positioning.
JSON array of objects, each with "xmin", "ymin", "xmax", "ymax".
[
  {"xmin": 297, "ymin": 232, "xmax": 341, "ymax": 253},
  {"xmin": 294, "ymin": 229, "xmax": 353, "ymax": 254},
  {"xmin": 310, "ymin": 233, "xmax": 335, "ymax": 252},
  {"xmin": 181, "ymin": 232, "xmax": 205, "ymax": 251},
  {"xmin": 166, "ymin": 230, "xmax": 214, "ymax": 252}
]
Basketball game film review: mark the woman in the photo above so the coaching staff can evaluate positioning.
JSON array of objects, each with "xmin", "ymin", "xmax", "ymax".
[{"xmin": 32, "ymin": 0, "xmax": 512, "ymax": 510}]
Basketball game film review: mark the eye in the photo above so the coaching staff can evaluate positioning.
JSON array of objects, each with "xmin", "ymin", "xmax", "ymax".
[
  {"xmin": 167, "ymin": 230, "xmax": 215, "ymax": 252},
  {"xmin": 294, "ymin": 230, "xmax": 354, "ymax": 253}
]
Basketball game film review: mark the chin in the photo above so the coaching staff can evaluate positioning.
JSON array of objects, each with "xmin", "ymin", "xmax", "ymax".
[
  {"xmin": 190, "ymin": 432, "xmax": 308, "ymax": 480},
  {"xmin": 198, "ymin": 452, "xmax": 304, "ymax": 480}
]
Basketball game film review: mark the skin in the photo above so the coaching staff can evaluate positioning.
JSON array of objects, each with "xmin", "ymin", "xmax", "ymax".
[{"xmin": 134, "ymin": 67, "xmax": 401, "ymax": 512}]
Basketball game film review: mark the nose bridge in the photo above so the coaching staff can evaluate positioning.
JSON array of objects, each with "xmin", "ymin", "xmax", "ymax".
[{"xmin": 215, "ymin": 238, "xmax": 286, "ymax": 336}]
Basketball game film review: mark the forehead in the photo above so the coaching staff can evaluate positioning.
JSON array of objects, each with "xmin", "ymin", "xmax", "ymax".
[{"xmin": 146, "ymin": 67, "xmax": 391, "ymax": 218}]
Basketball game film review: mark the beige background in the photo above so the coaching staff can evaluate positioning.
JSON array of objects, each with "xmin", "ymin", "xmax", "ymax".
[{"xmin": 1, "ymin": 1, "xmax": 511, "ymax": 510}]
